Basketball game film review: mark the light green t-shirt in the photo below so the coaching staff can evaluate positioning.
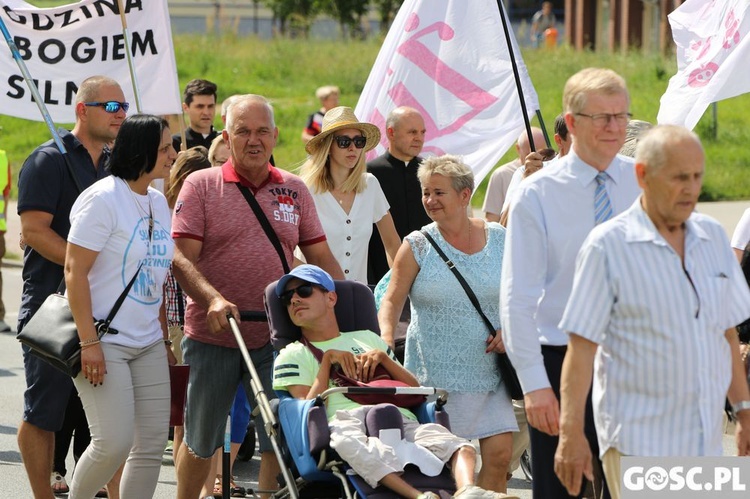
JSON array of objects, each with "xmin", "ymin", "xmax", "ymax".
[{"xmin": 273, "ymin": 330, "xmax": 417, "ymax": 421}]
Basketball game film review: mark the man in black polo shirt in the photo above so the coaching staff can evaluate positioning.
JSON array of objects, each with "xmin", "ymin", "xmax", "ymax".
[
  {"xmin": 16, "ymin": 75, "xmax": 125, "ymax": 499},
  {"xmin": 367, "ymin": 106, "xmax": 431, "ymax": 285},
  {"xmin": 172, "ymin": 79, "xmax": 219, "ymax": 152}
]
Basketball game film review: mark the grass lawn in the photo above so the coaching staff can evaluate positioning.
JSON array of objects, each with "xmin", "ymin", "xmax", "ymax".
[{"xmin": 1, "ymin": 31, "xmax": 749, "ymax": 203}]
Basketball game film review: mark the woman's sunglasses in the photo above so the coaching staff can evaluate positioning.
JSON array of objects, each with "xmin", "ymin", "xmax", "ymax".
[
  {"xmin": 334, "ymin": 135, "xmax": 367, "ymax": 149},
  {"xmin": 84, "ymin": 101, "xmax": 130, "ymax": 114},
  {"xmin": 280, "ymin": 283, "xmax": 325, "ymax": 306}
]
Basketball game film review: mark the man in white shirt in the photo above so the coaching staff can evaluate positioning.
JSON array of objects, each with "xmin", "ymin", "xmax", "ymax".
[
  {"xmin": 554, "ymin": 125, "xmax": 750, "ymax": 498},
  {"xmin": 501, "ymin": 68, "xmax": 641, "ymax": 498},
  {"xmin": 483, "ymin": 127, "xmax": 546, "ymax": 222}
]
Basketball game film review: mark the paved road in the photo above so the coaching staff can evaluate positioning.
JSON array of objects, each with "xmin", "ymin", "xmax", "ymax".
[{"xmin": 0, "ymin": 199, "xmax": 747, "ymax": 497}]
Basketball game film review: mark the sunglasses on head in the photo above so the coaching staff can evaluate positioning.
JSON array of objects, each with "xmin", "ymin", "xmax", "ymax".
[
  {"xmin": 84, "ymin": 101, "xmax": 130, "ymax": 114},
  {"xmin": 334, "ymin": 135, "xmax": 367, "ymax": 149},
  {"xmin": 280, "ymin": 283, "xmax": 325, "ymax": 306}
]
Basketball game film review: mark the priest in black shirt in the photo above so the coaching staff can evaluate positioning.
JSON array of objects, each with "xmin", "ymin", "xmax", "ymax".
[{"xmin": 367, "ymin": 107, "xmax": 431, "ymax": 285}]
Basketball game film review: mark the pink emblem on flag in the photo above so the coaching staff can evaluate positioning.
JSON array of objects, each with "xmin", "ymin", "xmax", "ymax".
[
  {"xmin": 355, "ymin": 0, "xmax": 539, "ymax": 187},
  {"xmin": 687, "ymin": 62, "xmax": 719, "ymax": 88},
  {"xmin": 658, "ymin": 0, "xmax": 750, "ymax": 130}
]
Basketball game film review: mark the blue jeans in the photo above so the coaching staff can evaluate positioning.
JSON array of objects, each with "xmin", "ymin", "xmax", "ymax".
[{"xmin": 182, "ymin": 337, "xmax": 275, "ymax": 458}]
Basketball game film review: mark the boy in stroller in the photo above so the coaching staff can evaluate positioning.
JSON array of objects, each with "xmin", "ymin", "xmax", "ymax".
[{"xmin": 272, "ymin": 265, "xmax": 518, "ymax": 499}]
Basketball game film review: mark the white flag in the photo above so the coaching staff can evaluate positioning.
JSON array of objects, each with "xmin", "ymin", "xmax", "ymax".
[
  {"xmin": 0, "ymin": 0, "xmax": 181, "ymax": 123},
  {"xmin": 354, "ymin": 0, "xmax": 540, "ymax": 188},
  {"xmin": 657, "ymin": 0, "xmax": 750, "ymax": 129}
]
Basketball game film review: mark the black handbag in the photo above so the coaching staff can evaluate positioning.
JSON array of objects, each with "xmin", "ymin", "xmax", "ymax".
[
  {"xmin": 17, "ymin": 264, "xmax": 143, "ymax": 377},
  {"xmin": 421, "ymin": 229, "xmax": 524, "ymax": 400}
]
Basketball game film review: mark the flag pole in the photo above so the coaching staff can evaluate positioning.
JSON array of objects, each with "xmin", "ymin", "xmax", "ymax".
[
  {"xmin": 536, "ymin": 109, "xmax": 551, "ymax": 148},
  {"xmin": 117, "ymin": 0, "xmax": 143, "ymax": 113},
  {"xmin": 0, "ymin": 15, "xmax": 84, "ymax": 192},
  {"xmin": 495, "ymin": 0, "xmax": 546, "ymax": 151},
  {"xmin": 0, "ymin": 16, "xmax": 66, "ymax": 153}
]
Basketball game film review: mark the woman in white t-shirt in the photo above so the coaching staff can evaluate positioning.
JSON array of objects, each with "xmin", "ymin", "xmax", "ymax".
[
  {"xmin": 65, "ymin": 114, "xmax": 177, "ymax": 498},
  {"xmin": 300, "ymin": 106, "xmax": 400, "ymax": 282}
]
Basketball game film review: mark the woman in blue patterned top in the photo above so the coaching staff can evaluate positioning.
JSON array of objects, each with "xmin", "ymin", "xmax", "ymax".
[{"xmin": 378, "ymin": 154, "xmax": 516, "ymax": 494}]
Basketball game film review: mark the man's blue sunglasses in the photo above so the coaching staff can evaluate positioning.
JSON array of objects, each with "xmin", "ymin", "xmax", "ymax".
[{"xmin": 84, "ymin": 101, "xmax": 129, "ymax": 114}]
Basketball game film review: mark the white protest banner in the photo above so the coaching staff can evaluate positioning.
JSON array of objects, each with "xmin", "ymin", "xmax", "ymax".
[
  {"xmin": 354, "ymin": 0, "xmax": 540, "ymax": 188},
  {"xmin": 0, "ymin": 0, "xmax": 181, "ymax": 123},
  {"xmin": 657, "ymin": 0, "xmax": 750, "ymax": 129}
]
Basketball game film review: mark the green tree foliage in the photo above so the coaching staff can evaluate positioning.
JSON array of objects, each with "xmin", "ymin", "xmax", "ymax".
[
  {"xmin": 263, "ymin": 0, "xmax": 319, "ymax": 37},
  {"xmin": 318, "ymin": 0, "xmax": 370, "ymax": 39},
  {"xmin": 371, "ymin": 0, "xmax": 404, "ymax": 34}
]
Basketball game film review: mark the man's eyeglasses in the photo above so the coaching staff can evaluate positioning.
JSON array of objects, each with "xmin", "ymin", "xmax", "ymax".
[
  {"xmin": 280, "ymin": 283, "xmax": 325, "ymax": 306},
  {"xmin": 334, "ymin": 135, "xmax": 367, "ymax": 149},
  {"xmin": 84, "ymin": 101, "xmax": 130, "ymax": 114},
  {"xmin": 574, "ymin": 112, "xmax": 632, "ymax": 128}
]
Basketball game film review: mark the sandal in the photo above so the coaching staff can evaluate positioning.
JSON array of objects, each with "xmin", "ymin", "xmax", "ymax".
[
  {"xmin": 51, "ymin": 471, "xmax": 69, "ymax": 496},
  {"xmin": 95, "ymin": 487, "xmax": 108, "ymax": 497},
  {"xmin": 230, "ymin": 478, "xmax": 247, "ymax": 498},
  {"xmin": 213, "ymin": 475, "xmax": 246, "ymax": 498}
]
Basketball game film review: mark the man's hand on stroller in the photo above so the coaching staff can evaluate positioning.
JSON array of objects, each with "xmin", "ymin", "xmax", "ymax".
[{"xmin": 207, "ymin": 296, "xmax": 239, "ymax": 333}]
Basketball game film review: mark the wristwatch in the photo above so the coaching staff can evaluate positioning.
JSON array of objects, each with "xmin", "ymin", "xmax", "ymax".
[{"xmin": 733, "ymin": 400, "xmax": 750, "ymax": 415}]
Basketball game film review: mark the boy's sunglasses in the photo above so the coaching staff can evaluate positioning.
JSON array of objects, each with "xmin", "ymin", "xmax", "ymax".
[
  {"xmin": 84, "ymin": 101, "xmax": 130, "ymax": 114},
  {"xmin": 280, "ymin": 283, "xmax": 324, "ymax": 306},
  {"xmin": 334, "ymin": 135, "xmax": 367, "ymax": 149}
]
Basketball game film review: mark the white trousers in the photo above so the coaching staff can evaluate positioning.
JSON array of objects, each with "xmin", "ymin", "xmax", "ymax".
[{"xmin": 70, "ymin": 341, "xmax": 170, "ymax": 499}]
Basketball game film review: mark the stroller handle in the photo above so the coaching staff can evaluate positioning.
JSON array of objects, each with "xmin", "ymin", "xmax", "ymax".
[
  {"xmin": 239, "ymin": 310, "xmax": 268, "ymax": 322},
  {"xmin": 320, "ymin": 386, "xmax": 448, "ymax": 401}
]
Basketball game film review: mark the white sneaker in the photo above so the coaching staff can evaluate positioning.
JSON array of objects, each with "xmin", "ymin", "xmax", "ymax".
[{"xmin": 453, "ymin": 485, "xmax": 520, "ymax": 499}]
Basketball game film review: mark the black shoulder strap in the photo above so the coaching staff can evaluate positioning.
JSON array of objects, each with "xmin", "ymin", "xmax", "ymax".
[
  {"xmin": 421, "ymin": 229, "xmax": 497, "ymax": 336},
  {"xmin": 235, "ymin": 183, "xmax": 291, "ymax": 274}
]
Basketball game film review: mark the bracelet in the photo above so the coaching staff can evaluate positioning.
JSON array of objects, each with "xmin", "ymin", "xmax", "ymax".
[
  {"xmin": 79, "ymin": 339, "xmax": 100, "ymax": 348},
  {"xmin": 163, "ymin": 339, "xmax": 173, "ymax": 346},
  {"xmin": 733, "ymin": 400, "xmax": 750, "ymax": 415}
]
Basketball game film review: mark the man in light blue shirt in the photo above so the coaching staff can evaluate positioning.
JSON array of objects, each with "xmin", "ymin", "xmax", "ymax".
[
  {"xmin": 555, "ymin": 125, "xmax": 750, "ymax": 499},
  {"xmin": 501, "ymin": 68, "xmax": 641, "ymax": 498}
]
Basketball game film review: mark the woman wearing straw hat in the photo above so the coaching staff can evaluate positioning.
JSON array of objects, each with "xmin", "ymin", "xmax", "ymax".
[{"xmin": 301, "ymin": 106, "xmax": 400, "ymax": 283}]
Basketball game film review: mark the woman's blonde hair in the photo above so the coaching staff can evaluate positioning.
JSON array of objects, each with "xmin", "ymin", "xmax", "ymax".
[
  {"xmin": 208, "ymin": 134, "xmax": 228, "ymax": 166},
  {"xmin": 417, "ymin": 154, "xmax": 474, "ymax": 193},
  {"xmin": 165, "ymin": 146, "xmax": 211, "ymax": 208},
  {"xmin": 299, "ymin": 133, "xmax": 367, "ymax": 194}
]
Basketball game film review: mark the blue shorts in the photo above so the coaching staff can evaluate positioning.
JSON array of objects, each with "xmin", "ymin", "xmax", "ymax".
[
  {"xmin": 22, "ymin": 343, "xmax": 76, "ymax": 432},
  {"xmin": 182, "ymin": 337, "xmax": 275, "ymax": 458}
]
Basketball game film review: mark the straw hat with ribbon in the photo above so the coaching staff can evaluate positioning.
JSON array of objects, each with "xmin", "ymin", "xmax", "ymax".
[{"xmin": 305, "ymin": 106, "xmax": 381, "ymax": 155}]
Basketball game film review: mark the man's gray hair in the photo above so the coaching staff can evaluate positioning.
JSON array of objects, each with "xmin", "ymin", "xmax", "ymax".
[
  {"xmin": 635, "ymin": 125, "xmax": 701, "ymax": 172},
  {"xmin": 225, "ymin": 94, "xmax": 275, "ymax": 130},
  {"xmin": 619, "ymin": 120, "xmax": 653, "ymax": 158},
  {"xmin": 221, "ymin": 95, "xmax": 240, "ymax": 118}
]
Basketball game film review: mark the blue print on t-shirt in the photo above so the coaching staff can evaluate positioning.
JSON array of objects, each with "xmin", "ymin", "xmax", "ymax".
[{"xmin": 123, "ymin": 217, "xmax": 172, "ymax": 305}]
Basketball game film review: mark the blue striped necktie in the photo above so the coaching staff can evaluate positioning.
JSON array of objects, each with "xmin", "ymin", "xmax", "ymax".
[{"xmin": 594, "ymin": 172, "xmax": 613, "ymax": 224}]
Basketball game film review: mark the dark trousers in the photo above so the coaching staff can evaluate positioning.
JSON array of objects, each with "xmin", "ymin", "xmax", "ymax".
[
  {"xmin": 529, "ymin": 345, "xmax": 610, "ymax": 499},
  {"xmin": 53, "ymin": 389, "xmax": 90, "ymax": 476}
]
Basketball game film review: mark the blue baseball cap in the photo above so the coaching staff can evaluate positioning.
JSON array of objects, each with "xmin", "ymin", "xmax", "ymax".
[{"xmin": 276, "ymin": 264, "xmax": 336, "ymax": 297}]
